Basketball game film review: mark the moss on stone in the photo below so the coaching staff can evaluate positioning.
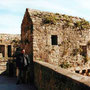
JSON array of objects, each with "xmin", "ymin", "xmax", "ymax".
[
  {"xmin": 74, "ymin": 19, "xmax": 90, "ymax": 30},
  {"xmin": 59, "ymin": 62, "xmax": 71, "ymax": 69},
  {"xmin": 42, "ymin": 15, "xmax": 57, "ymax": 24},
  {"xmin": 42, "ymin": 12, "xmax": 90, "ymax": 30}
]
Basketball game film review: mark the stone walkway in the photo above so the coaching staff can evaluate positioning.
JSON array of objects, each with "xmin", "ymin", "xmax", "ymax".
[{"xmin": 0, "ymin": 75, "xmax": 37, "ymax": 90}]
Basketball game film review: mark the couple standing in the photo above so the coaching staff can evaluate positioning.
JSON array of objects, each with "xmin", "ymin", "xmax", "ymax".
[{"xmin": 15, "ymin": 48, "xmax": 29, "ymax": 84}]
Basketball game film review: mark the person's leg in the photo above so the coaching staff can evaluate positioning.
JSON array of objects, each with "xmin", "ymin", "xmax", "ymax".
[
  {"xmin": 22, "ymin": 67, "xmax": 27, "ymax": 83},
  {"xmin": 16, "ymin": 68, "xmax": 22, "ymax": 84}
]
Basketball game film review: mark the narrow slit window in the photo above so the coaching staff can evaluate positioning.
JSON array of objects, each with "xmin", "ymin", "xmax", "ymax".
[{"xmin": 51, "ymin": 35, "xmax": 58, "ymax": 45}]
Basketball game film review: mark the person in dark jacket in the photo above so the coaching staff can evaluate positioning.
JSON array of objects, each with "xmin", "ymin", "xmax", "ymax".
[
  {"xmin": 21, "ymin": 49, "xmax": 29, "ymax": 83},
  {"xmin": 15, "ymin": 48, "xmax": 23, "ymax": 84},
  {"xmin": 15, "ymin": 48, "xmax": 29, "ymax": 84}
]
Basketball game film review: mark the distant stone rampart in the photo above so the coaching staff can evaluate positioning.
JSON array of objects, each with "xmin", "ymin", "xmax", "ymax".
[{"xmin": 0, "ymin": 33, "xmax": 20, "ymax": 58}]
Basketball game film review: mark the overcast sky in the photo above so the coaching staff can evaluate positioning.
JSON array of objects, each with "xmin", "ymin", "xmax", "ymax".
[{"xmin": 0, "ymin": 0, "xmax": 90, "ymax": 34}]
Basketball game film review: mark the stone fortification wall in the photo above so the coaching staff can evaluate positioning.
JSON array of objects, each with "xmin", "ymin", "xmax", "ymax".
[
  {"xmin": 21, "ymin": 9, "xmax": 90, "ymax": 68},
  {"xmin": 28, "ymin": 9, "xmax": 90, "ymax": 67},
  {"xmin": 33, "ymin": 24, "xmax": 90, "ymax": 67},
  {"xmin": 0, "ymin": 34, "xmax": 20, "ymax": 58},
  {"xmin": 0, "ymin": 34, "xmax": 20, "ymax": 44},
  {"xmin": 21, "ymin": 9, "xmax": 33, "ymax": 55},
  {"xmin": 34, "ymin": 60, "xmax": 90, "ymax": 90}
]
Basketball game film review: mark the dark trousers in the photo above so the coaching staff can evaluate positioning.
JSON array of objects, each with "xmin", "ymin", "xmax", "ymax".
[{"xmin": 17, "ymin": 67, "xmax": 27, "ymax": 83}]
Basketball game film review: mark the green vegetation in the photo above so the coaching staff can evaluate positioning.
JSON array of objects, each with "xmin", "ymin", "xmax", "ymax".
[
  {"xmin": 59, "ymin": 62, "xmax": 71, "ymax": 69},
  {"xmin": 42, "ymin": 13, "xmax": 90, "ymax": 30},
  {"xmin": 74, "ymin": 19, "xmax": 90, "ymax": 30},
  {"xmin": 42, "ymin": 15, "xmax": 57, "ymax": 24}
]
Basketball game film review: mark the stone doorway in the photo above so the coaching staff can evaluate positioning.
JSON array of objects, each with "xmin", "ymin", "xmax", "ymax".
[
  {"xmin": 7, "ymin": 45, "xmax": 11, "ymax": 57},
  {"xmin": 0, "ymin": 45, "xmax": 5, "ymax": 57}
]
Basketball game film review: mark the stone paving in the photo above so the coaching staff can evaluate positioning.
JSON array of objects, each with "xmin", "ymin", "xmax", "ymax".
[{"xmin": 0, "ymin": 75, "xmax": 37, "ymax": 90}]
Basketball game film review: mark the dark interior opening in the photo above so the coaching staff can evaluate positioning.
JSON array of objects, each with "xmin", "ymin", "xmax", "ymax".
[
  {"xmin": 0, "ymin": 45, "xmax": 5, "ymax": 57},
  {"xmin": 8, "ymin": 45, "xmax": 11, "ymax": 57},
  {"xmin": 51, "ymin": 35, "xmax": 58, "ymax": 45}
]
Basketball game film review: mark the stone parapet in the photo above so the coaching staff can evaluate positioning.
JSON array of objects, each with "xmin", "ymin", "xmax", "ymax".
[{"xmin": 34, "ymin": 60, "xmax": 90, "ymax": 90}]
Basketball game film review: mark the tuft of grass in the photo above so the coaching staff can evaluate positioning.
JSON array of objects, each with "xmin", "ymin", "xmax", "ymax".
[
  {"xmin": 74, "ymin": 19, "xmax": 90, "ymax": 30},
  {"xmin": 42, "ymin": 15, "xmax": 57, "ymax": 24},
  {"xmin": 59, "ymin": 62, "xmax": 71, "ymax": 69},
  {"xmin": 42, "ymin": 13, "xmax": 90, "ymax": 30}
]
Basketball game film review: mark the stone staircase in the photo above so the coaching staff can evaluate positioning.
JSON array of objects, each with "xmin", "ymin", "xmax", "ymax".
[{"xmin": 0, "ymin": 60, "xmax": 7, "ymax": 75}]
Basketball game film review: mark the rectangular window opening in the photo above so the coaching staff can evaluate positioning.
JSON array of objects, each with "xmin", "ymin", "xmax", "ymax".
[
  {"xmin": 8, "ymin": 45, "xmax": 12, "ymax": 57},
  {"xmin": 51, "ymin": 35, "xmax": 58, "ymax": 45}
]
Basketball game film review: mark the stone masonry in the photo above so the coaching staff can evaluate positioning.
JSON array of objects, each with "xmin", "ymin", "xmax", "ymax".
[
  {"xmin": 21, "ymin": 8, "xmax": 90, "ymax": 69},
  {"xmin": 0, "ymin": 33, "xmax": 20, "ymax": 59},
  {"xmin": 0, "ymin": 34, "xmax": 20, "ymax": 74}
]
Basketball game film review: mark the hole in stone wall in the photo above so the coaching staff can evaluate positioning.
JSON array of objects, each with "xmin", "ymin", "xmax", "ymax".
[
  {"xmin": 51, "ymin": 35, "xmax": 58, "ymax": 45},
  {"xmin": 0, "ymin": 45, "xmax": 5, "ymax": 57},
  {"xmin": 8, "ymin": 45, "xmax": 11, "ymax": 57}
]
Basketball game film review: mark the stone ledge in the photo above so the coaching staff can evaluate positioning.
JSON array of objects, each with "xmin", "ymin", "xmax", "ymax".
[{"xmin": 34, "ymin": 60, "xmax": 90, "ymax": 87}]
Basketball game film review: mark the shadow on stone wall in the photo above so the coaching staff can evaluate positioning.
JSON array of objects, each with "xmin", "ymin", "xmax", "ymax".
[{"xmin": 34, "ymin": 61, "xmax": 90, "ymax": 90}]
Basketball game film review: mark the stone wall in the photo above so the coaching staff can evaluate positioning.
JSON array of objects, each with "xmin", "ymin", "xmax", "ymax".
[
  {"xmin": 0, "ymin": 34, "xmax": 20, "ymax": 44},
  {"xmin": 0, "ymin": 34, "xmax": 20, "ymax": 58},
  {"xmin": 30, "ymin": 9, "xmax": 90, "ymax": 67},
  {"xmin": 21, "ymin": 9, "xmax": 33, "ymax": 55},
  {"xmin": 21, "ymin": 8, "xmax": 90, "ymax": 68},
  {"xmin": 34, "ymin": 60, "xmax": 90, "ymax": 90},
  {"xmin": 33, "ymin": 23, "xmax": 90, "ymax": 66}
]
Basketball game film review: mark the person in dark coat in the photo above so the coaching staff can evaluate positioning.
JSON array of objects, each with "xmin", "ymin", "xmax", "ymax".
[
  {"xmin": 15, "ymin": 47, "xmax": 24, "ymax": 84},
  {"xmin": 15, "ymin": 48, "xmax": 29, "ymax": 84},
  {"xmin": 21, "ymin": 49, "xmax": 29, "ymax": 83}
]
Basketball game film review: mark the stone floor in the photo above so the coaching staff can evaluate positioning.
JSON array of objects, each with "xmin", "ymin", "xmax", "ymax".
[{"xmin": 0, "ymin": 75, "xmax": 37, "ymax": 90}]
